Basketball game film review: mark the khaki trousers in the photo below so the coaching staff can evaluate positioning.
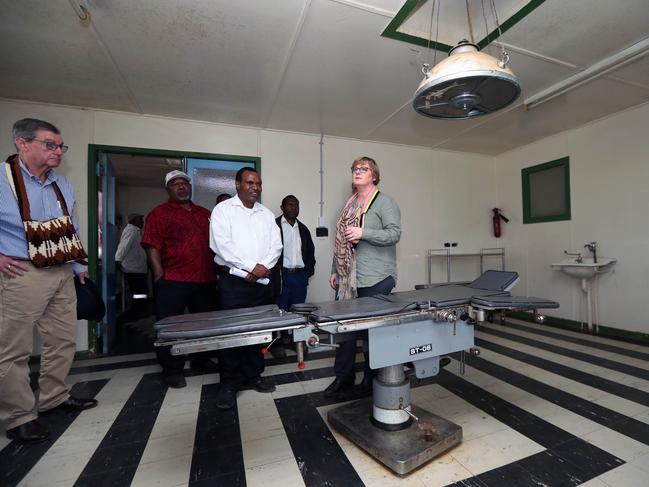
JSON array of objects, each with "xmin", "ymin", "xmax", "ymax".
[{"xmin": 0, "ymin": 262, "xmax": 76, "ymax": 429}]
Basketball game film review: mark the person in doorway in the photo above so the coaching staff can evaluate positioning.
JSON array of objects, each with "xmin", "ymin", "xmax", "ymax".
[
  {"xmin": 215, "ymin": 193, "xmax": 231, "ymax": 205},
  {"xmin": 209, "ymin": 167, "xmax": 282, "ymax": 409},
  {"xmin": 141, "ymin": 170, "xmax": 219, "ymax": 388},
  {"xmin": 0, "ymin": 118, "xmax": 97, "ymax": 443},
  {"xmin": 271, "ymin": 195, "xmax": 315, "ymax": 358},
  {"xmin": 325, "ymin": 156, "xmax": 401, "ymax": 398},
  {"xmin": 115, "ymin": 213, "xmax": 148, "ymax": 318}
]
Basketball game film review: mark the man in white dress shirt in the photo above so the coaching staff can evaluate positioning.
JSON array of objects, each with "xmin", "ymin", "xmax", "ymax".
[
  {"xmin": 270, "ymin": 195, "xmax": 315, "ymax": 357},
  {"xmin": 115, "ymin": 213, "xmax": 148, "ymax": 317},
  {"xmin": 209, "ymin": 167, "xmax": 282, "ymax": 409}
]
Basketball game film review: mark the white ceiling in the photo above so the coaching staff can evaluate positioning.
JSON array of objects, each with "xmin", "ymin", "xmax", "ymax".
[{"xmin": 1, "ymin": 0, "xmax": 648, "ymax": 155}]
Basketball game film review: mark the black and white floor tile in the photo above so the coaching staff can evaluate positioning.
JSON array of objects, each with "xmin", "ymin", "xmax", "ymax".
[{"xmin": 2, "ymin": 317, "xmax": 649, "ymax": 486}]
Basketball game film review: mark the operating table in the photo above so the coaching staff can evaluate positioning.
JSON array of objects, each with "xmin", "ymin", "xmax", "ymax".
[{"xmin": 155, "ymin": 270, "xmax": 558, "ymax": 475}]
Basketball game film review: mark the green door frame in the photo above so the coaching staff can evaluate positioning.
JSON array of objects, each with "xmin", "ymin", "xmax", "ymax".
[{"xmin": 86, "ymin": 144, "xmax": 261, "ymax": 353}]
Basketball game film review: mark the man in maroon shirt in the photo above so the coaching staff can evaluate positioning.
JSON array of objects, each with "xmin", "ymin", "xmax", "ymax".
[{"xmin": 141, "ymin": 170, "xmax": 218, "ymax": 388}]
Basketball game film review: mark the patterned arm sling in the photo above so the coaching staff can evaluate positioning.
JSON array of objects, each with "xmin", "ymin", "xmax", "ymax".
[{"xmin": 4, "ymin": 154, "xmax": 87, "ymax": 268}]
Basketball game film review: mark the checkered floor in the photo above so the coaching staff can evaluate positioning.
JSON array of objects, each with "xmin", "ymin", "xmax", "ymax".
[{"xmin": 2, "ymin": 317, "xmax": 649, "ymax": 486}]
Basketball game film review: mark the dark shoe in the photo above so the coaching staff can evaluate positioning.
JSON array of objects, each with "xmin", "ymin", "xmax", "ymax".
[
  {"xmin": 440, "ymin": 356, "xmax": 452, "ymax": 368},
  {"xmin": 324, "ymin": 378, "xmax": 354, "ymax": 398},
  {"xmin": 249, "ymin": 377, "xmax": 276, "ymax": 393},
  {"xmin": 190, "ymin": 358, "xmax": 219, "ymax": 373},
  {"xmin": 55, "ymin": 396, "xmax": 98, "ymax": 411},
  {"xmin": 6, "ymin": 420, "xmax": 50, "ymax": 442},
  {"xmin": 164, "ymin": 373, "xmax": 187, "ymax": 389},
  {"xmin": 216, "ymin": 387, "xmax": 237, "ymax": 410}
]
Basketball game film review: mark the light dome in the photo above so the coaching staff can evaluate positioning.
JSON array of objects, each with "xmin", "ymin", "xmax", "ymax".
[{"xmin": 413, "ymin": 40, "xmax": 520, "ymax": 119}]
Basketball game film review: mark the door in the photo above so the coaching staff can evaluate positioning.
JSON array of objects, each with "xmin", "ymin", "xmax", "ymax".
[
  {"xmin": 186, "ymin": 157, "xmax": 255, "ymax": 209},
  {"xmin": 98, "ymin": 152, "xmax": 117, "ymax": 353}
]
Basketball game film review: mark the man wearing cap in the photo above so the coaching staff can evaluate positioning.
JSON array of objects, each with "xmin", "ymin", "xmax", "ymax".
[
  {"xmin": 115, "ymin": 213, "xmax": 148, "ymax": 318},
  {"xmin": 209, "ymin": 167, "xmax": 282, "ymax": 409},
  {"xmin": 0, "ymin": 118, "xmax": 97, "ymax": 443},
  {"xmin": 141, "ymin": 170, "xmax": 218, "ymax": 388}
]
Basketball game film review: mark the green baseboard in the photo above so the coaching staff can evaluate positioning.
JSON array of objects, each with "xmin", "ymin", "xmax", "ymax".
[{"xmin": 508, "ymin": 311, "xmax": 649, "ymax": 345}]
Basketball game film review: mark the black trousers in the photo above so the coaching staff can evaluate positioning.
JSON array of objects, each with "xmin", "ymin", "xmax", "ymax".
[
  {"xmin": 333, "ymin": 275, "xmax": 396, "ymax": 382},
  {"xmin": 218, "ymin": 273, "xmax": 272, "ymax": 390},
  {"xmin": 124, "ymin": 272, "xmax": 148, "ymax": 316},
  {"xmin": 124, "ymin": 272, "xmax": 149, "ymax": 296},
  {"xmin": 154, "ymin": 279, "xmax": 216, "ymax": 376}
]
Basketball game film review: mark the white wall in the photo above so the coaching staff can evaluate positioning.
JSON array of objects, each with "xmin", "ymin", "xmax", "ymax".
[
  {"xmin": 495, "ymin": 102, "xmax": 649, "ymax": 334},
  {"xmin": 1, "ymin": 98, "xmax": 496, "ymax": 351}
]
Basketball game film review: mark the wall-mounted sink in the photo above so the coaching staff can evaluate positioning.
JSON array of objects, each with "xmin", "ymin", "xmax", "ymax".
[
  {"xmin": 551, "ymin": 255, "xmax": 616, "ymax": 334},
  {"xmin": 551, "ymin": 257, "xmax": 617, "ymax": 280}
]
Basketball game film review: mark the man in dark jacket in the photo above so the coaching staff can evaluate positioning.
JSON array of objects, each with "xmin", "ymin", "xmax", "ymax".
[
  {"xmin": 271, "ymin": 195, "xmax": 315, "ymax": 357},
  {"xmin": 274, "ymin": 195, "xmax": 316, "ymax": 310}
]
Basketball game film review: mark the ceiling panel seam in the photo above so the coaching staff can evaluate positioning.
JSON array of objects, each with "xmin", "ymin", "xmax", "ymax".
[
  {"xmin": 327, "ymin": 0, "xmax": 396, "ymax": 18},
  {"xmin": 495, "ymin": 42, "xmax": 577, "ymax": 69},
  {"xmin": 604, "ymin": 75, "xmax": 649, "ymax": 91},
  {"xmin": 524, "ymin": 38, "xmax": 649, "ymax": 109},
  {"xmin": 88, "ymin": 16, "xmax": 143, "ymax": 114},
  {"xmin": 499, "ymin": 42, "xmax": 649, "ymax": 91},
  {"xmin": 363, "ymin": 98, "xmax": 412, "ymax": 139},
  {"xmin": 429, "ymin": 102, "xmax": 522, "ymax": 149},
  {"xmin": 261, "ymin": 0, "xmax": 312, "ymax": 128}
]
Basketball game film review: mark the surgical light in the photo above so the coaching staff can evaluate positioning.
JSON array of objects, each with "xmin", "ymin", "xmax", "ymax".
[{"xmin": 413, "ymin": 1, "xmax": 521, "ymax": 120}]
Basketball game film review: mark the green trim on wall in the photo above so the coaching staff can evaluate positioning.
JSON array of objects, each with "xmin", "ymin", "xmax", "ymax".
[
  {"xmin": 86, "ymin": 144, "xmax": 261, "ymax": 354},
  {"xmin": 382, "ymin": 0, "xmax": 547, "ymax": 51},
  {"xmin": 521, "ymin": 156, "xmax": 571, "ymax": 224},
  {"xmin": 509, "ymin": 311, "xmax": 649, "ymax": 346}
]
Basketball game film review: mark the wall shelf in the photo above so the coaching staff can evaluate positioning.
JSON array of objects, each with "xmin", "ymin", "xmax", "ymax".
[{"xmin": 427, "ymin": 248, "xmax": 505, "ymax": 283}]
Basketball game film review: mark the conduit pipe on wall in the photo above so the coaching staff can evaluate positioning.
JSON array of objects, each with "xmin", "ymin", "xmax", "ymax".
[{"xmin": 316, "ymin": 135, "xmax": 328, "ymax": 236}]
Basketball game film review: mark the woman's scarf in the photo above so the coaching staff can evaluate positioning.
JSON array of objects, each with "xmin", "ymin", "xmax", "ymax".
[{"xmin": 334, "ymin": 188, "xmax": 379, "ymax": 300}]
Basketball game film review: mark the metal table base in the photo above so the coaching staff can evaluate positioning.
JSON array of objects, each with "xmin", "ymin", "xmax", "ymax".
[{"xmin": 327, "ymin": 397, "xmax": 462, "ymax": 476}]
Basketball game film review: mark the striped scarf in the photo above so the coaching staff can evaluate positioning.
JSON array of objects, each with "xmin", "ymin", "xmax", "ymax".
[{"xmin": 334, "ymin": 188, "xmax": 379, "ymax": 299}]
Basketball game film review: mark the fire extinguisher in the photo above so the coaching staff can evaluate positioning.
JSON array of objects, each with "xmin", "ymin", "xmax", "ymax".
[{"xmin": 492, "ymin": 208, "xmax": 509, "ymax": 238}]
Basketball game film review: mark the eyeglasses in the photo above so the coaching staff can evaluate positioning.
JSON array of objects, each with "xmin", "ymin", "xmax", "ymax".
[
  {"xmin": 29, "ymin": 138, "xmax": 69, "ymax": 153},
  {"xmin": 351, "ymin": 166, "xmax": 370, "ymax": 174}
]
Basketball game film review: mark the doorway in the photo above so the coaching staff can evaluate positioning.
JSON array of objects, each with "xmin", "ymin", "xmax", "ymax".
[{"xmin": 87, "ymin": 145, "xmax": 260, "ymax": 355}]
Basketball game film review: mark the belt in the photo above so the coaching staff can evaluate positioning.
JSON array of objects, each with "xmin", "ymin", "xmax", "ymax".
[{"xmin": 283, "ymin": 267, "xmax": 305, "ymax": 273}]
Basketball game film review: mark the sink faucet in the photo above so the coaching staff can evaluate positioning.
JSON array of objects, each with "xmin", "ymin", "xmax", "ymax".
[
  {"xmin": 564, "ymin": 250, "xmax": 582, "ymax": 263},
  {"xmin": 584, "ymin": 241, "xmax": 598, "ymax": 263}
]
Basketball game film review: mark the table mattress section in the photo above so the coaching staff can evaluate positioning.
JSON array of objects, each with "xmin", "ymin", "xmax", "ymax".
[
  {"xmin": 385, "ymin": 285, "xmax": 508, "ymax": 308},
  {"xmin": 156, "ymin": 305, "xmax": 307, "ymax": 341},
  {"xmin": 306, "ymin": 296, "xmax": 418, "ymax": 323},
  {"xmin": 470, "ymin": 295, "xmax": 560, "ymax": 309}
]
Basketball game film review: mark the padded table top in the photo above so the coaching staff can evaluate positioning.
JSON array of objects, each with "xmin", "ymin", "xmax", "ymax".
[
  {"xmin": 155, "ymin": 304, "xmax": 279, "ymax": 329},
  {"xmin": 307, "ymin": 296, "xmax": 418, "ymax": 323},
  {"xmin": 156, "ymin": 305, "xmax": 307, "ymax": 341},
  {"xmin": 468, "ymin": 270, "xmax": 519, "ymax": 291},
  {"xmin": 470, "ymin": 295, "xmax": 559, "ymax": 309},
  {"xmin": 384, "ymin": 285, "xmax": 507, "ymax": 308},
  {"xmin": 414, "ymin": 270, "xmax": 519, "ymax": 292}
]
